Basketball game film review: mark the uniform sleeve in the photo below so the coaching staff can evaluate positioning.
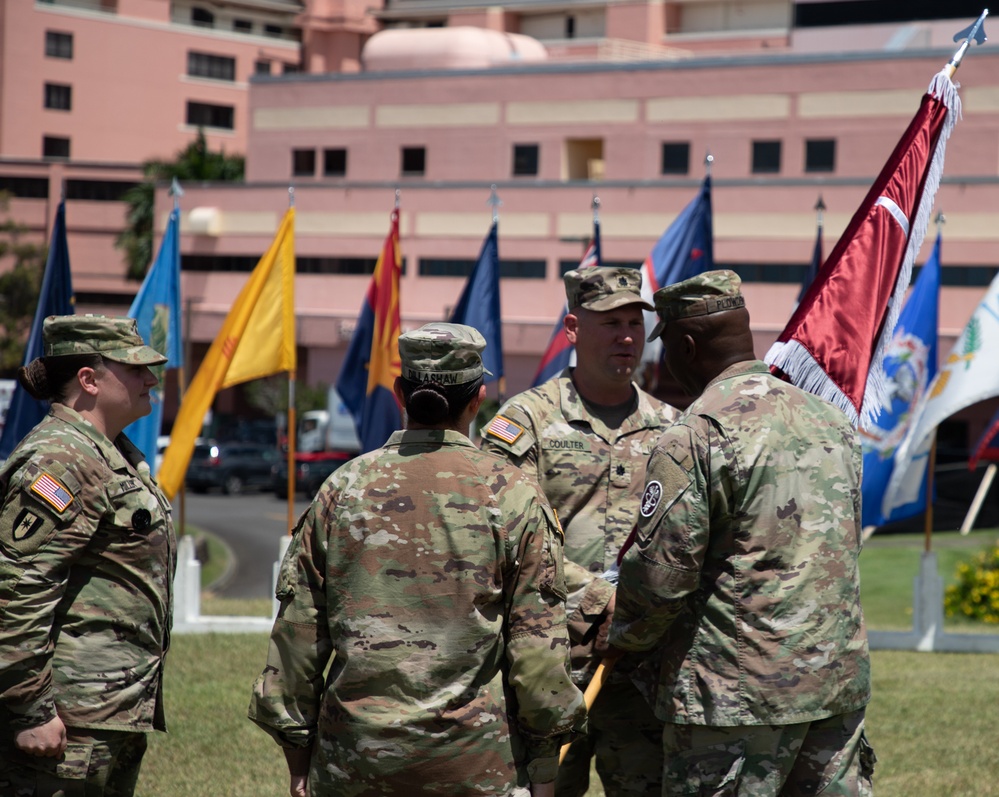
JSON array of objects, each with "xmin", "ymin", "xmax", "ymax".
[
  {"xmin": 0, "ymin": 459, "xmax": 103, "ymax": 729},
  {"xmin": 248, "ymin": 498, "xmax": 334, "ymax": 749},
  {"xmin": 504, "ymin": 491, "xmax": 587, "ymax": 784},
  {"xmin": 609, "ymin": 423, "xmax": 709, "ymax": 652},
  {"xmin": 479, "ymin": 402, "xmax": 539, "ymax": 471}
]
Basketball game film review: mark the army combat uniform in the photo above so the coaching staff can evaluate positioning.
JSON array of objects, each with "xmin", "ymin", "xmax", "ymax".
[
  {"xmin": 611, "ymin": 358, "xmax": 874, "ymax": 795},
  {"xmin": 250, "ymin": 323, "xmax": 586, "ymax": 796},
  {"xmin": 482, "ymin": 372, "xmax": 677, "ymax": 796},
  {"xmin": 0, "ymin": 403, "xmax": 176, "ymax": 794}
]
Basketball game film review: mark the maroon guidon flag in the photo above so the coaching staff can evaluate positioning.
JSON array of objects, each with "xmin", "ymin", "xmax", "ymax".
[{"xmin": 765, "ymin": 69, "xmax": 961, "ymax": 427}]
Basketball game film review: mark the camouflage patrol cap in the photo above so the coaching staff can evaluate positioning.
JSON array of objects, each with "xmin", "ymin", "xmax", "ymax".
[
  {"xmin": 399, "ymin": 322, "xmax": 492, "ymax": 385},
  {"xmin": 43, "ymin": 315, "xmax": 168, "ymax": 365},
  {"xmin": 564, "ymin": 267, "xmax": 654, "ymax": 312},
  {"xmin": 647, "ymin": 269, "xmax": 746, "ymax": 341}
]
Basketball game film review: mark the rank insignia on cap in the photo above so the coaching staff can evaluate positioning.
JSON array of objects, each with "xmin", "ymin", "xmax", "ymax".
[
  {"xmin": 30, "ymin": 473, "xmax": 75, "ymax": 513},
  {"xmin": 486, "ymin": 415, "xmax": 524, "ymax": 444}
]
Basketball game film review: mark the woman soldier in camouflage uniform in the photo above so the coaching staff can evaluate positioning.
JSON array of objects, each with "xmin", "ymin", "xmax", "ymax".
[
  {"xmin": 250, "ymin": 322, "xmax": 586, "ymax": 797},
  {"xmin": 0, "ymin": 315, "xmax": 175, "ymax": 796}
]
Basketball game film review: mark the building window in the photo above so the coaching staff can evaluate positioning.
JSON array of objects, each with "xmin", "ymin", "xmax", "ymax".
[
  {"xmin": 565, "ymin": 138, "xmax": 603, "ymax": 181},
  {"xmin": 512, "ymin": 144, "xmax": 539, "ymax": 176},
  {"xmin": 264, "ymin": 24, "xmax": 283, "ymax": 37},
  {"xmin": 44, "ymin": 83, "xmax": 72, "ymax": 111},
  {"xmin": 0, "ymin": 176, "xmax": 50, "ymax": 199},
  {"xmin": 751, "ymin": 140, "xmax": 781, "ymax": 174},
  {"xmin": 64, "ymin": 179, "xmax": 139, "ymax": 201},
  {"xmin": 282, "ymin": 62, "xmax": 300, "ymax": 74},
  {"xmin": 805, "ymin": 139, "xmax": 836, "ymax": 173},
  {"xmin": 292, "ymin": 149, "xmax": 316, "ymax": 177},
  {"xmin": 566, "ymin": 16, "xmax": 576, "ymax": 38},
  {"xmin": 420, "ymin": 258, "xmax": 546, "ymax": 279},
  {"xmin": 324, "ymin": 148, "xmax": 347, "ymax": 177},
  {"xmin": 661, "ymin": 142, "xmax": 690, "ymax": 175},
  {"xmin": 188, "ymin": 52, "xmax": 236, "ymax": 82},
  {"xmin": 254, "ymin": 60, "xmax": 272, "ymax": 76},
  {"xmin": 233, "ymin": 19, "xmax": 253, "ymax": 33},
  {"xmin": 191, "ymin": 7, "xmax": 215, "ymax": 27},
  {"xmin": 45, "ymin": 30, "xmax": 73, "ymax": 59},
  {"xmin": 401, "ymin": 147, "xmax": 426, "ymax": 176},
  {"xmin": 186, "ymin": 101, "xmax": 234, "ymax": 130},
  {"xmin": 43, "ymin": 136, "xmax": 70, "ymax": 159}
]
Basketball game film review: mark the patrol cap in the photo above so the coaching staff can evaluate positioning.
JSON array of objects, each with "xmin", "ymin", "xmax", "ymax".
[
  {"xmin": 647, "ymin": 270, "xmax": 746, "ymax": 342},
  {"xmin": 43, "ymin": 315, "xmax": 168, "ymax": 365},
  {"xmin": 564, "ymin": 267, "xmax": 653, "ymax": 313},
  {"xmin": 398, "ymin": 322, "xmax": 492, "ymax": 386}
]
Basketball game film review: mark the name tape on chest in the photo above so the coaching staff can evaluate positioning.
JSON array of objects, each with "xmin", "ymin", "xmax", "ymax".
[
  {"xmin": 486, "ymin": 415, "xmax": 524, "ymax": 445},
  {"xmin": 30, "ymin": 473, "xmax": 75, "ymax": 513}
]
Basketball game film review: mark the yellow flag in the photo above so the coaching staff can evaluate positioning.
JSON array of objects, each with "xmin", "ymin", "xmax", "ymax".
[{"xmin": 158, "ymin": 208, "xmax": 295, "ymax": 499}]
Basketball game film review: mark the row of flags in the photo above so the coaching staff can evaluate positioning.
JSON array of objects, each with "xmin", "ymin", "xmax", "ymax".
[{"xmin": 2, "ymin": 51, "xmax": 998, "ymax": 528}]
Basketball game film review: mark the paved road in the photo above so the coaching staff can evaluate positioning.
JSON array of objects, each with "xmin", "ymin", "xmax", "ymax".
[{"xmin": 175, "ymin": 490, "xmax": 310, "ymax": 599}]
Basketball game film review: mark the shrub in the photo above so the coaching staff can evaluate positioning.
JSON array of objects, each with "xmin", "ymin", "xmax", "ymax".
[{"xmin": 944, "ymin": 539, "xmax": 999, "ymax": 623}]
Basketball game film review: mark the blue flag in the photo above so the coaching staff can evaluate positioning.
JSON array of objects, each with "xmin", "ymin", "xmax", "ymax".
[
  {"xmin": 124, "ymin": 205, "xmax": 183, "ymax": 473},
  {"xmin": 859, "ymin": 232, "xmax": 942, "ymax": 527},
  {"xmin": 0, "ymin": 200, "xmax": 75, "ymax": 458},
  {"xmin": 336, "ymin": 210, "xmax": 402, "ymax": 454},
  {"xmin": 449, "ymin": 222, "xmax": 502, "ymax": 382},
  {"xmin": 531, "ymin": 219, "xmax": 601, "ymax": 387}
]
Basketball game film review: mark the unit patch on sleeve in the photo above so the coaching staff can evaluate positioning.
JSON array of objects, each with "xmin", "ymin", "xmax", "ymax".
[
  {"xmin": 12, "ymin": 509, "xmax": 44, "ymax": 542},
  {"xmin": 30, "ymin": 473, "xmax": 75, "ymax": 513},
  {"xmin": 485, "ymin": 415, "xmax": 525, "ymax": 444},
  {"xmin": 640, "ymin": 481, "xmax": 663, "ymax": 517}
]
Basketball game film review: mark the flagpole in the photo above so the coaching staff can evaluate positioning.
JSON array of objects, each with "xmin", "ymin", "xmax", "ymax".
[
  {"xmin": 487, "ymin": 185, "xmax": 506, "ymax": 403},
  {"xmin": 945, "ymin": 9, "xmax": 989, "ymax": 79},
  {"xmin": 922, "ymin": 209, "xmax": 946, "ymax": 553},
  {"xmin": 169, "ymin": 181, "xmax": 187, "ymax": 538},
  {"xmin": 285, "ymin": 187, "xmax": 297, "ymax": 535}
]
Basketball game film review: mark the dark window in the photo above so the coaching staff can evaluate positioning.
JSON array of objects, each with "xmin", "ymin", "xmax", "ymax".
[
  {"xmin": 264, "ymin": 24, "xmax": 283, "ymax": 37},
  {"xmin": 188, "ymin": 51, "xmax": 236, "ymax": 81},
  {"xmin": 661, "ymin": 142, "xmax": 690, "ymax": 175},
  {"xmin": 0, "ymin": 176, "xmax": 50, "ymax": 198},
  {"xmin": 45, "ymin": 30, "xmax": 73, "ymax": 59},
  {"xmin": 401, "ymin": 147, "xmax": 426, "ymax": 176},
  {"xmin": 566, "ymin": 16, "xmax": 576, "ymax": 38},
  {"xmin": 191, "ymin": 7, "xmax": 214, "ymax": 27},
  {"xmin": 420, "ymin": 258, "xmax": 546, "ymax": 279},
  {"xmin": 254, "ymin": 60, "xmax": 271, "ymax": 76},
  {"xmin": 292, "ymin": 149, "xmax": 316, "ymax": 177},
  {"xmin": 182, "ymin": 253, "xmax": 400, "ymax": 275},
  {"xmin": 233, "ymin": 18, "xmax": 253, "ymax": 33},
  {"xmin": 44, "ymin": 83, "xmax": 72, "ymax": 111},
  {"xmin": 186, "ymin": 101, "xmax": 235, "ymax": 130},
  {"xmin": 805, "ymin": 139, "xmax": 836, "ymax": 173},
  {"xmin": 323, "ymin": 148, "xmax": 347, "ymax": 177},
  {"xmin": 64, "ymin": 179, "xmax": 139, "ymax": 202},
  {"xmin": 43, "ymin": 136, "xmax": 70, "ymax": 159},
  {"xmin": 751, "ymin": 140, "xmax": 781, "ymax": 174},
  {"xmin": 282, "ymin": 62, "xmax": 300, "ymax": 74},
  {"xmin": 512, "ymin": 144, "xmax": 539, "ymax": 176}
]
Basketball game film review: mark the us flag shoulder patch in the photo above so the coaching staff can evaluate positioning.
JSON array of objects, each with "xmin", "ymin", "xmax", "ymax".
[
  {"xmin": 30, "ymin": 473, "xmax": 75, "ymax": 513},
  {"xmin": 486, "ymin": 415, "xmax": 525, "ymax": 445}
]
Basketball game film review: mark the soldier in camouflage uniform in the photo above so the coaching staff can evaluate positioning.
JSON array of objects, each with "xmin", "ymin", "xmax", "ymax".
[
  {"xmin": 249, "ymin": 322, "xmax": 586, "ymax": 797},
  {"xmin": 481, "ymin": 267, "xmax": 678, "ymax": 797},
  {"xmin": 0, "ymin": 315, "xmax": 175, "ymax": 797},
  {"xmin": 610, "ymin": 271, "xmax": 875, "ymax": 796}
]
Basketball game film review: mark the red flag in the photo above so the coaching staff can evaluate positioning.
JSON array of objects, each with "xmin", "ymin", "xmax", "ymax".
[{"xmin": 765, "ymin": 70, "xmax": 960, "ymax": 427}]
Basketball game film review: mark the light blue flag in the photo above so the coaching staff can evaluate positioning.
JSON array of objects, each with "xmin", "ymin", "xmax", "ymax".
[
  {"xmin": 0, "ymin": 200, "xmax": 75, "ymax": 458},
  {"xmin": 859, "ymin": 232, "xmax": 942, "ymax": 528},
  {"xmin": 449, "ymin": 221, "xmax": 503, "ymax": 382},
  {"xmin": 124, "ymin": 204, "xmax": 183, "ymax": 473}
]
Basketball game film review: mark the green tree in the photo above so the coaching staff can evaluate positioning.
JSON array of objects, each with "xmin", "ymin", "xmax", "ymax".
[
  {"xmin": 117, "ymin": 130, "xmax": 244, "ymax": 280},
  {"xmin": 0, "ymin": 192, "xmax": 47, "ymax": 376},
  {"xmin": 243, "ymin": 376, "xmax": 329, "ymax": 417}
]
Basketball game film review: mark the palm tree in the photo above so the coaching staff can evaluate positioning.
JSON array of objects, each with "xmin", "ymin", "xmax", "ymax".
[{"xmin": 117, "ymin": 130, "xmax": 244, "ymax": 280}]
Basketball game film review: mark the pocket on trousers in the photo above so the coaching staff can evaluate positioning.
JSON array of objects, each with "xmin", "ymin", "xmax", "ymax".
[
  {"xmin": 54, "ymin": 741, "xmax": 94, "ymax": 780},
  {"xmin": 664, "ymin": 739, "xmax": 745, "ymax": 796}
]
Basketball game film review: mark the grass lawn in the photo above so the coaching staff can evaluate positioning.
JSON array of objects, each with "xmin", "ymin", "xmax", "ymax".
[{"xmin": 138, "ymin": 528, "xmax": 999, "ymax": 796}]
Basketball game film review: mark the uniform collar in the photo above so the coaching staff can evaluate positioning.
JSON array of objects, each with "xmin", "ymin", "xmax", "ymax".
[{"xmin": 384, "ymin": 428, "xmax": 477, "ymax": 448}]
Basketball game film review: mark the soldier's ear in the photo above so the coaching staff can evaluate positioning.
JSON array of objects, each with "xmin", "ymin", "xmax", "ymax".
[
  {"xmin": 563, "ymin": 312, "xmax": 580, "ymax": 344},
  {"xmin": 76, "ymin": 366, "xmax": 100, "ymax": 397}
]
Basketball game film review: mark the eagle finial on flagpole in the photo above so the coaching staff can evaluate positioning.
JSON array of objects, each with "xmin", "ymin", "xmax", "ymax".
[
  {"xmin": 814, "ymin": 194, "xmax": 826, "ymax": 229},
  {"xmin": 487, "ymin": 184, "xmax": 502, "ymax": 223}
]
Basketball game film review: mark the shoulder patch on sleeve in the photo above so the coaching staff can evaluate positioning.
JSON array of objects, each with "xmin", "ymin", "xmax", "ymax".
[
  {"xmin": 30, "ymin": 473, "xmax": 75, "ymax": 513},
  {"xmin": 485, "ymin": 415, "xmax": 525, "ymax": 445}
]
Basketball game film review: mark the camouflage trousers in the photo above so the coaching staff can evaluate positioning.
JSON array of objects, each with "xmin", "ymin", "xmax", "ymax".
[
  {"xmin": 0, "ymin": 727, "xmax": 148, "ymax": 797},
  {"xmin": 661, "ymin": 708, "xmax": 875, "ymax": 797},
  {"xmin": 555, "ymin": 677, "xmax": 664, "ymax": 797}
]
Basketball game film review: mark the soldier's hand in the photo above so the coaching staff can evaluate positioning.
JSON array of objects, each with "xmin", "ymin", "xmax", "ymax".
[
  {"xmin": 289, "ymin": 774, "xmax": 308, "ymax": 797},
  {"xmin": 593, "ymin": 593, "xmax": 616, "ymax": 656},
  {"xmin": 14, "ymin": 715, "xmax": 67, "ymax": 757},
  {"xmin": 283, "ymin": 744, "xmax": 311, "ymax": 797},
  {"xmin": 530, "ymin": 782, "xmax": 555, "ymax": 797}
]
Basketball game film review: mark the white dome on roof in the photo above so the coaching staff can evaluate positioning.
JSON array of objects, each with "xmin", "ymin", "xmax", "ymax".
[{"xmin": 362, "ymin": 26, "xmax": 548, "ymax": 71}]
